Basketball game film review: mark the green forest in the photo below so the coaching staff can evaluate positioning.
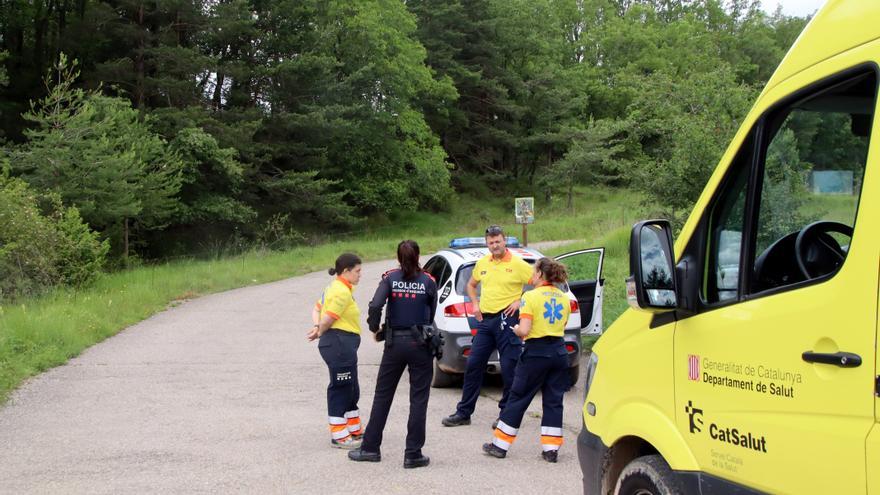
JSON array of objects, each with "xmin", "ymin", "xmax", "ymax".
[{"xmin": 0, "ymin": 0, "xmax": 809, "ymax": 301}]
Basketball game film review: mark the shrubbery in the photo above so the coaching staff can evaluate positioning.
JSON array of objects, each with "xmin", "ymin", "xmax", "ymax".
[{"xmin": 0, "ymin": 170, "xmax": 108, "ymax": 302}]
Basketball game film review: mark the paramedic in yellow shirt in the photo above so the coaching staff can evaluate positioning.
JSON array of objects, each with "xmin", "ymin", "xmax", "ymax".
[
  {"xmin": 482, "ymin": 257, "xmax": 571, "ymax": 463},
  {"xmin": 308, "ymin": 253, "xmax": 364, "ymax": 449}
]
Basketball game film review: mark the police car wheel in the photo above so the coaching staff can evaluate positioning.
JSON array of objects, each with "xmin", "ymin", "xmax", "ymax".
[
  {"xmin": 614, "ymin": 455, "xmax": 683, "ymax": 495},
  {"xmin": 431, "ymin": 360, "xmax": 459, "ymax": 388}
]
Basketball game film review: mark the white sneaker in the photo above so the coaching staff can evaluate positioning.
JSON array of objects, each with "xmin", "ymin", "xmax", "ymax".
[{"xmin": 331, "ymin": 436, "xmax": 363, "ymax": 450}]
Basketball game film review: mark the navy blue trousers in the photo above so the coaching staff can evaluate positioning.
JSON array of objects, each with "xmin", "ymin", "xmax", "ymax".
[
  {"xmin": 494, "ymin": 338, "xmax": 568, "ymax": 452},
  {"xmin": 455, "ymin": 312, "xmax": 523, "ymax": 418},
  {"xmin": 361, "ymin": 331, "xmax": 433, "ymax": 459},
  {"xmin": 318, "ymin": 330, "xmax": 361, "ymax": 421}
]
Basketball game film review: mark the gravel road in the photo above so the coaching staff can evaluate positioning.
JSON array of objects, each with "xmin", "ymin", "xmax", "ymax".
[{"xmin": 0, "ymin": 255, "xmax": 588, "ymax": 494}]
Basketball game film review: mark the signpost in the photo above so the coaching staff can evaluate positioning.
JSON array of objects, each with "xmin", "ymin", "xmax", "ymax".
[{"xmin": 515, "ymin": 197, "xmax": 534, "ymax": 246}]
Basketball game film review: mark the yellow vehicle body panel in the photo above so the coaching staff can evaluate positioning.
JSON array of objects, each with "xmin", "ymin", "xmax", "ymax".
[
  {"xmin": 584, "ymin": 310, "xmax": 699, "ymax": 471},
  {"xmin": 762, "ymin": 0, "xmax": 880, "ymax": 97},
  {"xmin": 586, "ymin": 1, "xmax": 880, "ymax": 493}
]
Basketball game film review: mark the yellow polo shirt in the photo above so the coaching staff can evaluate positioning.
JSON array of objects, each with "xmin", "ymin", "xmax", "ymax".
[
  {"xmin": 315, "ymin": 277, "xmax": 361, "ymax": 335},
  {"xmin": 472, "ymin": 250, "xmax": 532, "ymax": 313},
  {"xmin": 519, "ymin": 283, "xmax": 570, "ymax": 339}
]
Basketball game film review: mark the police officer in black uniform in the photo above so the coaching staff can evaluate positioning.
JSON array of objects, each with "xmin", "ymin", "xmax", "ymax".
[{"xmin": 348, "ymin": 240, "xmax": 437, "ymax": 469}]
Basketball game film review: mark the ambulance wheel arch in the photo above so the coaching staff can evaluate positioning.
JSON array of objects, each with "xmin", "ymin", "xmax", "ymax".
[
  {"xmin": 598, "ymin": 403, "xmax": 700, "ymax": 493},
  {"xmin": 614, "ymin": 455, "xmax": 684, "ymax": 495}
]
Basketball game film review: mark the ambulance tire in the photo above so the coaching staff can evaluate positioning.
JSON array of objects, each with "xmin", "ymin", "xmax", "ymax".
[
  {"xmin": 568, "ymin": 365, "xmax": 580, "ymax": 387},
  {"xmin": 615, "ymin": 455, "xmax": 684, "ymax": 495},
  {"xmin": 431, "ymin": 360, "xmax": 458, "ymax": 388}
]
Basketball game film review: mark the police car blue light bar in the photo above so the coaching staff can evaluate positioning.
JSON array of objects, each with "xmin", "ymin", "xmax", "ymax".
[{"xmin": 449, "ymin": 237, "xmax": 520, "ymax": 248}]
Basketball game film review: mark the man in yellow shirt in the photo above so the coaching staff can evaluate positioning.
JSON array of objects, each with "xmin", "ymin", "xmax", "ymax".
[{"xmin": 442, "ymin": 225, "xmax": 532, "ymax": 427}]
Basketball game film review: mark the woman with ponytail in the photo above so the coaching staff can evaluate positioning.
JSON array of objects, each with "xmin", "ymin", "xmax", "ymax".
[
  {"xmin": 347, "ymin": 240, "xmax": 437, "ymax": 469},
  {"xmin": 308, "ymin": 253, "xmax": 364, "ymax": 449},
  {"xmin": 482, "ymin": 257, "xmax": 572, "ymax": 463}
]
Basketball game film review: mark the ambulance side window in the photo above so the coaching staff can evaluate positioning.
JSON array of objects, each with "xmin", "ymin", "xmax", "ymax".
[
  {"xmin": 748, "ymin": 70, "xmax": 873, "ymax": 294},
  {"xmin": 702, "ymin": 135, "xmax": 753, "ymax": 305},
  {"xmin": 701, "ymin": 67, "xmax": 876, "ymax": 307}
]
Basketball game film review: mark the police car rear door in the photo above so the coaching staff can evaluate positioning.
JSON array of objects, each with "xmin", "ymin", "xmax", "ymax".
[{"xmin": 555, "ymin": 248, "xmax": 604, "ymax": 334}]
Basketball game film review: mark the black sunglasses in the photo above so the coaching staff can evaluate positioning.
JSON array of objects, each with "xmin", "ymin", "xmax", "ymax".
[{"xmin": 485, "ymin": 225, "xmax": 503, "ymax": 235}]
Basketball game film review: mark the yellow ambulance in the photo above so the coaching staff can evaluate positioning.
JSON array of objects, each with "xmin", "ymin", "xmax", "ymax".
[{"xmin": 578, "ymin": 1, "xmax": 880, "ymax": 493}]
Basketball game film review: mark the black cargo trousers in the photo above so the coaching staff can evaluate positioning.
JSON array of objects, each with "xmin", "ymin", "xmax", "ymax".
[{"xmin": 360, "ymin": 328, "xmax": 433, "ymax": 460}]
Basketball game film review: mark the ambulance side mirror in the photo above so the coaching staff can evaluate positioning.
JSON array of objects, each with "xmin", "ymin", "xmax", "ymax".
[{"xmin": 626, "ymin": 220, "xmax": 678, "ymax": 312}]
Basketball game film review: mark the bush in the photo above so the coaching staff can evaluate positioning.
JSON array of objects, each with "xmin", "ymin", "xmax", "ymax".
[{"xmin": 0, "ymin": 173, "xmax": 108, "ymax": 301}]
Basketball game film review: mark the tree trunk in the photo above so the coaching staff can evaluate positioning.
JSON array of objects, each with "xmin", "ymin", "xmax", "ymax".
[
  {"xmin": 135, "ymin": 3, "xmax": 145, "ymax": 109},
  {"xmin": 123, "ymin": 217, "xmax": 130, "ymax": 264},
  {"xmin": 212, "ymin": 72, "xmax": 225, "ymax": 109},
  {"xmin": 34, "ymin": 3, "xmax": 49, "ymax": 74}
]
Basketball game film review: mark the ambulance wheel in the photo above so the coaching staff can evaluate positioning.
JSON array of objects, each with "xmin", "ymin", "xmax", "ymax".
[
  {"xmin": 568, "ymin": 365, "xmax": 580, "ymax": 387},
  {"xmin": 614, "ymin": 455, "xmax": 684, "ymax": 495},
  {"xmin": 431, "ymin": 361, "xmax": 458, "ymax": 388}
]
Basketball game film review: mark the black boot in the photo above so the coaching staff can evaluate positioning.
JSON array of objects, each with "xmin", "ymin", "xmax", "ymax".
[
  {"xmin": 403, "ymin": 455, "xmax": 430, "ymax": 469},
  {"xmin": 482, "ymin": 443, "xmax": 507, "ymax": 459},
  {"xmin": 347, "ymin": 449, "xmax": 381, "ymax": 462},
  {"xmin": 541, "ymin": 450, "xmax": 558, "ymax": 463},
  {"xmin": 441, "ymin": 413, "xmax": 471, "ymax": 427}
]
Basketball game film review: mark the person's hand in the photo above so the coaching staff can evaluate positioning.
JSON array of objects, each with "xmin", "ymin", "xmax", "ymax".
[
  {"xmin": 307, "ymin": 325, "xmax": 319, "ymax": 341},
  {"xmin": 503, "ymin": 299, "xmax": 521, "ymax": 317},
  {"xmin": 473, "ymin": 307, "xmax": 483, "ymax": 322}
]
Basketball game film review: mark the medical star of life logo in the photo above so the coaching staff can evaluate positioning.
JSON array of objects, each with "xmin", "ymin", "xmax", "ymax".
[
  {"xmin": 688, "ymin": 354, "xmax": 700, "ymax": 381},
  {"xmin": 543, "ymin": 298, "xmax": 564, "ymax": 324}
]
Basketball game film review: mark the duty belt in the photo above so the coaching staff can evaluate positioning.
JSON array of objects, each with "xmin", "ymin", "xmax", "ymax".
[{"xmin": 526, "ymin": 336, "xmax": 564, "ymax": 344}]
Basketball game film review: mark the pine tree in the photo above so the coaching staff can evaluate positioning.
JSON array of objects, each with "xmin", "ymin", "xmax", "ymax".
[{"xmin": 11, "ymin": 55, "xmax": 182, "ymax": 259}]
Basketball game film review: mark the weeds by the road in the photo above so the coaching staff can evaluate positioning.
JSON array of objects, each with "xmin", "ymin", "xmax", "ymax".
[{"xmin": 0, "ymin": 186, "xmax": 649, "ymax": 403}]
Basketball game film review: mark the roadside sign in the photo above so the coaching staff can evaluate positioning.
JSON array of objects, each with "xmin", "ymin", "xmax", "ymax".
[{"xmin": 515, "ymin": 197, "xmax": 534, "ymax": 224}]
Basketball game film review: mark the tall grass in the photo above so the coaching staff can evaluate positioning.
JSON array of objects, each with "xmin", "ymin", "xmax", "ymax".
[{"xmin": 0, "ymin": 186, "xmax": 648, "ymax": 403}]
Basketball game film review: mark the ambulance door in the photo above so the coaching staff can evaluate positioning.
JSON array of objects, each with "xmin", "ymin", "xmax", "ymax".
[
  {"xmin": 866, "ymin": 328, "xmax": 880, "ymax": 495},
  {"xmin": 869, "ymin": 283, "xmax": 880, "ymax": 494},
  {"xmin": 555, "ymin": 248, "xmax": 604, "ymax": 334},
  {"xmin": 673, "ymin": 62, "xmax": 878, "ymax": 494}
]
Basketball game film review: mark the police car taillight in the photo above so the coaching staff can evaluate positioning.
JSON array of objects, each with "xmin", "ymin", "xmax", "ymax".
[
  {"xmin": 570, "ymin": 300, "xmax": 579, "ymax": 313},
  {"xmin": 444, "ymin": 302, "xmax": 476, "ymax": 317}
]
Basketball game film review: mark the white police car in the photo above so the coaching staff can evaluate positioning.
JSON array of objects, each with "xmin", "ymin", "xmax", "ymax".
[{"xmin": 423, "ymin": 237, "xmax": 604, "ymax": 387}]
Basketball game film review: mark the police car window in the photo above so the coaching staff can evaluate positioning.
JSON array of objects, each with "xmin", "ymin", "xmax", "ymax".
[
  {"xmin": 423, "ymin": 257, "xmax": 438, "ymax": 275},
  {"xmin": 424, "ymin": 257, "xmax": 446, "ymax": 283},
  {"xmin": 438, "ymin": 263, "xmax": 452, "ymax": 287},
  {"xmin": 455, "ymin": 264, "xmax": 478, "ymax": 295},
  {"xmin": 749, "ymin": 70, "xmax": 873, "ymax": 294}
]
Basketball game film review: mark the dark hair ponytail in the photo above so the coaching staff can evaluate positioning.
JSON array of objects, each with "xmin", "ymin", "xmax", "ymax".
[
  {"xmin": 397, "ymin": 240, "xmax": 421, "ymax": 279},
  {"xmin": 536, "ymin": 257, "xmax": 568, "ymax": 284},
  {"xmin": 329, "ymin": 253, "xmax": 362, "ymax": 276}
]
